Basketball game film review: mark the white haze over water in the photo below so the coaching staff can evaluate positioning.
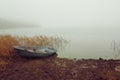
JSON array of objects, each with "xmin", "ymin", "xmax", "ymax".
[{"xmin": 0, "ymin": 0, "xmax": 120, "ymax": 59}]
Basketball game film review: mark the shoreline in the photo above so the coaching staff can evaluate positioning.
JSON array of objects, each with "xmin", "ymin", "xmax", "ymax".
[{"xmin": 0, "ymin": 55, "xmax": 120, "ymax": 80}]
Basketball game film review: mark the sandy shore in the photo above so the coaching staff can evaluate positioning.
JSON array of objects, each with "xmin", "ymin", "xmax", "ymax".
[{"xmin": 0, "ymin": 54, "xmax": 120, "ymax": 80}]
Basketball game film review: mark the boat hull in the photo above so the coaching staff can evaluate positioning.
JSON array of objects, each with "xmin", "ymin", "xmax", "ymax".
[{"xmin": 13, "ymin": 46, "xmax": 57, "ymax": 58}]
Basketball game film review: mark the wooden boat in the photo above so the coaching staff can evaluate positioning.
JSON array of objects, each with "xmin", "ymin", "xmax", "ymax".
[{"xmin": 13, "ymin": 46, "xmax": 57, "ymax": 58}]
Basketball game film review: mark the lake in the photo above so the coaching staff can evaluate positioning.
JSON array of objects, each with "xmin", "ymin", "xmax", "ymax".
[{"xmin": 1, "ymin": 26, "xmax": 120, "ymax": 59}]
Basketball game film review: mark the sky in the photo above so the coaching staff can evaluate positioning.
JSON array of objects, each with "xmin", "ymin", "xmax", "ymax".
[{"xmin": 0, "ymin": 0, "xmax": 120, "ymax": 28}]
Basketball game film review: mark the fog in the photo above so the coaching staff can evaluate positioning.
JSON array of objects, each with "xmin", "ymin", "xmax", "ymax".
[
  {"xmin": 0, "ymin": 0, "xmax": 120, "ymax": 59},
  {"xmin": 0, "ymin": 0, "xmax": 120, "ymax": 28}
]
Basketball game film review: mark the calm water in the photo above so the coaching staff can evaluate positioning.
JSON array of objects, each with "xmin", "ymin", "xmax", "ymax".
[{"xmin": 1, "ymin": 26, "xmax": 120, "ymax": 59}]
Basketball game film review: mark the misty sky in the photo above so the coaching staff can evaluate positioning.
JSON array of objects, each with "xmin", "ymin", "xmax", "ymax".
[{"xmin": 0, "ymin": 0, "xmax": 120, "ymax": 28}]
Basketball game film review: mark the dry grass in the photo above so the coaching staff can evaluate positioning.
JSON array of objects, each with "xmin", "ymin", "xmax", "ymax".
[
  {"xmin": 0, "ymin": 60, "xmax": 8, "ymax": 65},
  {"xmin": 0, "ymin": 34, "xmax": 67, "ymax": 57},
  {"xmin": 0, "ymin": 35, "xmax": 19, "ymax": 57}
]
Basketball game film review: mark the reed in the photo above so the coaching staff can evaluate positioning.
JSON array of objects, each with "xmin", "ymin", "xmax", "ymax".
[
  {"xmin": 0, "ymin": 34, "xmax": 67, "ymax": 57},
  {"xmin": 111, "ymin": 40, "xmax": 120, "ymax": 59}
]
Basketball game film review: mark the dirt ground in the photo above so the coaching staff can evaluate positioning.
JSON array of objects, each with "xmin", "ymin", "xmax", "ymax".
[{"xmin": 0, "ymin": 54, "xmax": 120, "ymax": 80}]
